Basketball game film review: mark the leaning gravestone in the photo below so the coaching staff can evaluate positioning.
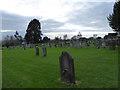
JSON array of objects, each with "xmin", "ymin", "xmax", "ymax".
[
  {"xmin": 36, "ymin": 46, "xmax": 39, "ymax": 56},
  {"xmin": 42, "ymin": 44, "xmax": 47, "ymax": 56},
  {"xmin": 59, "ymin": 51, "xmax": 75, "ymax": 84}
]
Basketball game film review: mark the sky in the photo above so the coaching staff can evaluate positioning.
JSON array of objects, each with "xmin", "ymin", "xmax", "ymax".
[{"xmin": 0, "ymin": 0, "xmax": 116, "ymax": 40}]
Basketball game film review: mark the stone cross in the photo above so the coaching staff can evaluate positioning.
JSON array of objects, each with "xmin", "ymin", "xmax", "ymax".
[{"xmin": 59, "ymin": 51, "xmax": 75, "ymax": 84}]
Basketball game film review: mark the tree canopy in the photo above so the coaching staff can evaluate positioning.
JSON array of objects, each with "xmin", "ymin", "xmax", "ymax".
[
  {"xmin": 25, "ymin": 19, "xmax": 42, "ymax": 44},
  {"xmin": 107, "ymin": 1, "xmax": 120, "ymax": 34},
  {"xmin": 43, "ymin": 36, "xmax": 50, "ymax": 43}
]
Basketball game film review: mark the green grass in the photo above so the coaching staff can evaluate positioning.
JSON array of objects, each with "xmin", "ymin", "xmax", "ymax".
[
  {"xmin": 0, "ymin": 50, "xmax": 2, "ymax": 89},
  {"xmin": 2, "ymin": 46, "xmax": 118, "ymax": 88}
]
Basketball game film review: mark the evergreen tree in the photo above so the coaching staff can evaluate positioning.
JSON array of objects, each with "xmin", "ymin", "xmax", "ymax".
[
  {"xmin": 107, "ymin": 1, "xmax": 120, "ymax": 34},
  {"xmin": 25, "ymin": 19, "xmax": 42, "ymax": 44}
]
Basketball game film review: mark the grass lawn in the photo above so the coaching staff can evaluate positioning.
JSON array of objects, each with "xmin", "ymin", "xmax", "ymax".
[
  {"xmin": 2, "ymin": 46, "xmax": 118, "ymax": 88},
  {"xmin": 0, "ymin": 50, "xmax": 2, "ymax": 89}
]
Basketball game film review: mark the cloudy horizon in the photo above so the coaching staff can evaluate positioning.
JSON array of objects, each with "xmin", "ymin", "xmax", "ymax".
[{"xmin": 0, "ymin": 0, "xmax": 116, "ymax": 41}]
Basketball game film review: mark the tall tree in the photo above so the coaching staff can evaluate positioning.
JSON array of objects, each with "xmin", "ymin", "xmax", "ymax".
[
  {"xmin": 107, "ymin": 1, "xmax": 120, "ymax": 34},
  {"xmin": 25, "ymin": 19, "xmax": 42, "ymax": 44}
]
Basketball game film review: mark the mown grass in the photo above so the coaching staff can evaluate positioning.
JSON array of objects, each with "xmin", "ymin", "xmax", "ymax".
[
  {"xmin": 0, "ymin": 50, "xmax": 2, "ymax": 89},
  {"xmin": 2, "ymin": 46, "xmax": 118, "ymax": 88}
]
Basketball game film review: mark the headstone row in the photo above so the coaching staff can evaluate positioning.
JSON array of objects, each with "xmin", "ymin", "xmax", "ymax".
[{"xmin": 35, "ymin": 44, "xmax": 47, "ymax": 56}]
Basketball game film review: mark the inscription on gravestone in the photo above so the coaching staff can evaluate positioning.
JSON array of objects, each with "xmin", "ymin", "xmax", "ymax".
[{"xmin": 59, "ymin": 51, "xmax": 75, "ymax": 84}]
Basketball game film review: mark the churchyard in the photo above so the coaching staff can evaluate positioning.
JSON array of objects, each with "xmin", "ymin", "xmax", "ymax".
[
  {"xmin": 1, "ymin": 0, "xmax": 120, "ymax": 88},
  {"xmin": 2, "ymin": 45, "xmax": 118, "ymax": 88}
]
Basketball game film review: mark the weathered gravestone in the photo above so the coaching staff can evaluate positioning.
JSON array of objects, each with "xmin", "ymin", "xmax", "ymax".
[
  {"xmin": 79, "ymin": 41, "xmax": 82, "ymax": 48},
  {"xmin": 9, "ymin": 46, "xmax": 14, "ymax": 50},
  {"xmin": 59, "ymin": 51, "xmax": 75, "ymax": 84},
  {"xmin": 109, "ymin": 40, "xmax": 116, "ymax": 50},
  {"xmin": 42, "ymin": 44, "xmax": 47, "ymax": 56},
  {"xmin": 48, "ymin": 43, "xmax": 52, "ymax": 47},
  {"xmin": 102, "ymin": 41, "xmax": 106, "ymax": 48},
  {"xmin": 84, "ymin": 41, "xmax": 88, "ymax": 48},
  {"xmin": 35, "ymin": 46, "xmax": 39, "ymax": 56},
  {"xmin": 22, "ymin": 42, "xmax": 26, "ymax": 50},
  {"xmin": 0, "ymin": 47, "xmax": 2, "ymax": 50},
  {"xmin": 75, "ymin": 40, "xmax": 79, "ymax": 47}
]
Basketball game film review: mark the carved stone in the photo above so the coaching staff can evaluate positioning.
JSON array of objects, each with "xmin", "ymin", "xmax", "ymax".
[
  {"xmin": 59, "ymin": 51, "xmax": 75, "ymax": 84},
  {"xmin": 36, "ymin": 47, "xmax": 39, "ymax": 56}
]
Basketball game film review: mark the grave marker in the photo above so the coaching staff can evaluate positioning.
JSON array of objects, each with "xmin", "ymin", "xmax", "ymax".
[
  {"xmin": 36, "ymin": 46, "xmax": 39, "ymax": 56},
  {"xmin": 109, "ymin": 40, "xmax": 116, "ymax": 50},
  {"xmin": 42, "ymin": 44, "xmax": 47, "ymax": 56},
  {"xmin": 59, "ymin": 51, "xmax": 75, "ymax": 84}
]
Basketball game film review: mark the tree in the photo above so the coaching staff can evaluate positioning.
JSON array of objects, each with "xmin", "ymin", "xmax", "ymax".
[
  {"xmin": 43, "ymin": 36, "xmax": 50, "ymax": 43},
  {"xmin": 14, "ymin": 31, "xmax": 23, "ymax": 42},
  {"xmin": 63, "ymin": 34, "xmax": 67, "ymax": 40},
  {"xmin": 77, "ymin": 32, "xmax": 82, "ymax": 39},
  {"xmin": 107, "ymin": 1, "xmax": 120, "ymax": 34},
  {"xmin": 3, "ymin": 35, "xmax": 16, "ymax": 47},
  {"xmin": 25, "ymin": 19, "xmax": 42, "ymax": 44}
]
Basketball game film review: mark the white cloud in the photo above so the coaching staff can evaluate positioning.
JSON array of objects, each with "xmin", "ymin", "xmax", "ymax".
[
  {"xmin": 0, "ymin": 0, "xmax": 115, "ymax": 40},
  {"xmin": 58, "ymin": 23, "xmax": 98, "ymax": 31},
  {"xmin": 0, "ymin": 0, "xmax": 73, "ymax": 22},
  {"xmin": 0, "ymin": 0, "xmax": 115, "ymax": 22},
  {"xmin": 0, "ymin": 30, "xmax": 16, "ymax": 32},
  {"xmin": 90, "ymin": 21, "xmax": 97, "ymax": 24}
]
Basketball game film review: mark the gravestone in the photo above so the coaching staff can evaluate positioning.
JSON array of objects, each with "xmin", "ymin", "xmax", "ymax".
[
  {"xmin": 75, "ymin": 40, "xmax": 79, "ymax": 47},
  {"xmin": 48, "ymin": 43, "xmax": 52, "ymax": 47},
  {"xmin": 42, "ymin": 44, "xmax": 47, "ymax": 56},
  {"xmin": 9, "ymin": 46, "xmax": 13, "ymax": 50},
  {"xmin": 36, "ymin": 46, "xmax": 39, "ymax": 56},
  {"xmin": 109, "ymin": 40, "xmax": 116, "ymax": 50},
  {"xmin": 70, "ymin": 43, "xmax": 73, "ymax": 47},
  {"xmin": 102, "ymin": 41, "xmax": 106, "ymax": 48},
  {"xmin": 59, "ymin": 42, "xmax": 63, "ymax": 48},
  {"xmin": 79, "ymin": 41, "xmax": 82, "ymax": 48},
  {"xmin": 22, "ymin": 42, "xmax": 26, "ymax": 50},
  {"xmin": 59, "ymin": 51, "xmax": 75, "ymax": 84},
  {"xmin": 84, "ymin": 41, "xmax": 88, "ymax": 48},
  {"xmin": 0, "ymin": 47, "xmax": 2, "ymax": 50}
]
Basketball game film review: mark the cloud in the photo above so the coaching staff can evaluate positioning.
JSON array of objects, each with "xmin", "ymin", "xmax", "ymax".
[
  {"xmin": 2, "ymin": 11, "xmax": 30, "ymax": 32},
  {"xmin": 41, "ymin": 19, "xmax": 64, "ymax": 33},
  {"xmin": 1, "ymin": 11, "xmax": 67, "ymax": 38},
  {"xmin": 66, "ymin": 2, "xmax": 114, "ymax": 32},
  {"xmin": 1, "ymin": 11, "xmax": 35, "ymax": 38},
  {"xmin": 67, "ymin": 2, "xmax": 114, "ymax": 23},
  {"xmin": 1, "ymin": 1, "xmax": 115, "ymax": 40},
  {"xmin": 57, "ymin": 23, "xmax": 98, "ymax": 31},
  {"xmin": 0, "ymin": 30, "xmax": 16, "ymax": 32},
  {"xmin": 0, "ymin": 0, "xmax": 115, "ymax": 22}
]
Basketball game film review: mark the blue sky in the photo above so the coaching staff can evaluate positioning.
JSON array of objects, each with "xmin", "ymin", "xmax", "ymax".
[{"xmin": 0, "ymin": 0, "xmax": 116, "ymax": 40}]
